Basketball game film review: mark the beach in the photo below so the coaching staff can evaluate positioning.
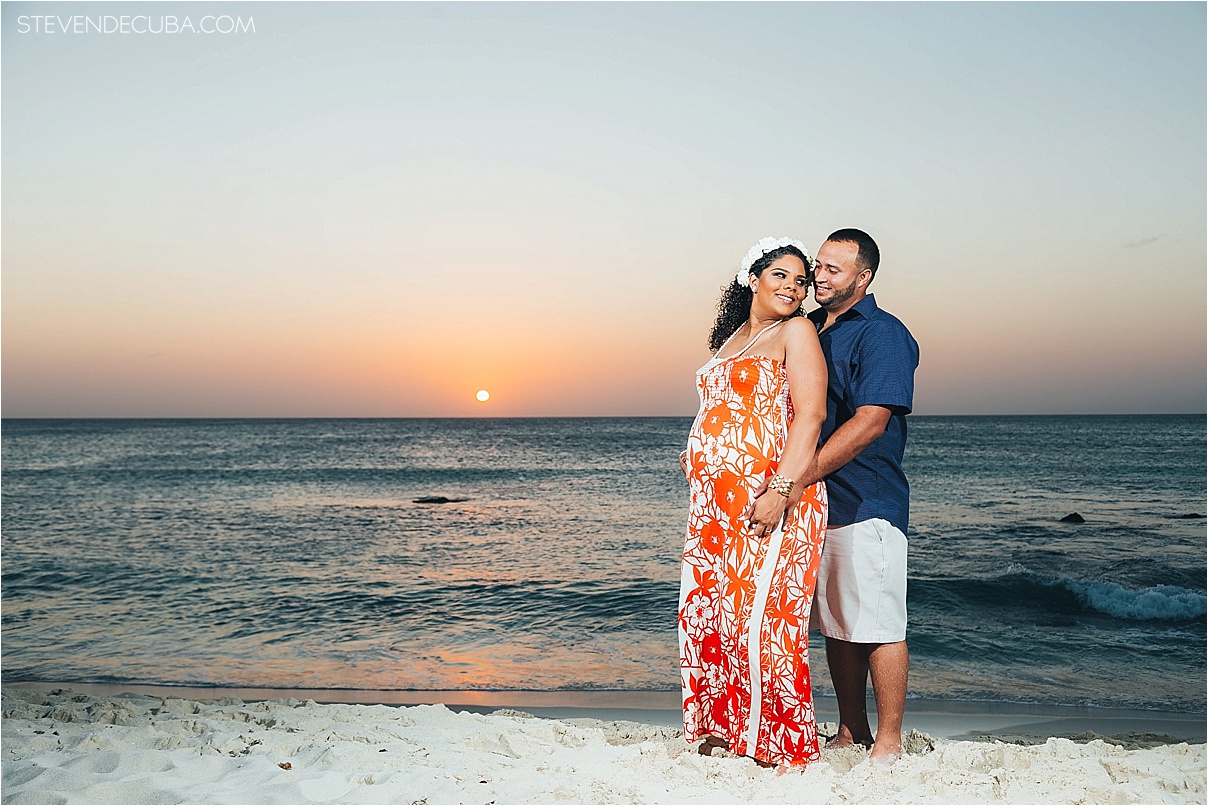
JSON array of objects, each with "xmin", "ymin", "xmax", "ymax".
[{"xmin": 3, "ymin": 686, "xmax": 1204, "ymax": 804}]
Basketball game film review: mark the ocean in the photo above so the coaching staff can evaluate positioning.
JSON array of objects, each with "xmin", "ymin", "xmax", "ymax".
[{"xmin": 2, "ymin": 416, "xmax": 1204, "ymax": 713}]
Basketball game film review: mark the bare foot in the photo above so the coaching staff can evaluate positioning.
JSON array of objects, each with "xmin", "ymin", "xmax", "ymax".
[
  {"xmin": 825, "ymin": 725, "xmax": 874, "ymax": 750},
  {"xmin": 868, "ymin": 739, "xmax": 902, "ymax": 767},
  {"xmin": 698, "ymin": 736, "xmax": 729, "ymax": 756}
]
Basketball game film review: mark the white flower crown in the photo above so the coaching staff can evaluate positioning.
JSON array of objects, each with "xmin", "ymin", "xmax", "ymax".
[{"xmin": 736, "ymin": 236, "xmax": 813, "ymax": 287}]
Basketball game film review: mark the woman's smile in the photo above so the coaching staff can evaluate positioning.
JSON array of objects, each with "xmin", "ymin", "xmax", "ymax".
[{"xmin": 751, "ymin": 254, "xmax": 810, "ymax": 317}]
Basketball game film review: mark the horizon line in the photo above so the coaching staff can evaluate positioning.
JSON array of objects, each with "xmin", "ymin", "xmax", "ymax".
[{"xmin": 2, "ymin": 413, "xmax": 1205, "ymax": 421}]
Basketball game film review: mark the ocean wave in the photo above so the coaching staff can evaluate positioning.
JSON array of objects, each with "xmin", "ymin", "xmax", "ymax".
[
  {"xmin": 913, "ymin": 567, "xmax": 1207, "ymax": 622},
  {"xmin": 994, "ymin": 564, "xmax": 1206, "ymax": 621},
  {"xmin": 1062, "ymin": 579, "xmax": 1207, "ymax": 621}
]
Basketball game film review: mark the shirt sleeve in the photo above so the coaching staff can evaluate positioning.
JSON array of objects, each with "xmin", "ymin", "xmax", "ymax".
[{"xmin": 851, "ymin": 318, "xmax": 919, "ymax": 414}]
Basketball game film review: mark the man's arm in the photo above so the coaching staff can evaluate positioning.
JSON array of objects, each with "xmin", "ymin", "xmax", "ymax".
[
  {"xmin": 799, "ymin": 404, "xmax": 893, "ymax": 487},
  {"xmin": 747, "ymin": 404, "xmax": 894, "ymax": 515}
]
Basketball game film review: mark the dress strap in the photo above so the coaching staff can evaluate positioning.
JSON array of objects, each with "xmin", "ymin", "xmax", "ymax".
[{"xmin": 715, "ymin": 319, "xmax": 784, "ymax": 360}]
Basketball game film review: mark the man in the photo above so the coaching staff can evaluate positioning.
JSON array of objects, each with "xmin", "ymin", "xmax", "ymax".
[{"xmin": 753, "ymin": 228, "xmax": 919, "ymax": 764}]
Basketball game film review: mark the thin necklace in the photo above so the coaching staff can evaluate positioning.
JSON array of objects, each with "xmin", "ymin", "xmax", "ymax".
[
  {"xmin": 741, "ymin": 320, "xmax": 782, "ymax": 344},
  {"xmin": 716, "ymin": 318, "xmax": 784, "ymax": 359}
]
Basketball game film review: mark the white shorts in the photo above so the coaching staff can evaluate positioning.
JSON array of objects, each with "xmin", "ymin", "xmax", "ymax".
[{"xmin": 810, "ymin": 518, "xmax": 908, "ymax": 643}]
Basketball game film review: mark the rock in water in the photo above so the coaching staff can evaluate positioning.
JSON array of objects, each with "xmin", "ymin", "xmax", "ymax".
[
  {"xmin": 413, "ymin": 496, "xmax": 452, "ymax": 504},
  {"xmin": 1059, "ymin": 512, "xmax": 1086, "ymax": 523},
  {"xmin": 1176, "ymin": 512, "xmax": 1206, "ymax": 519}
]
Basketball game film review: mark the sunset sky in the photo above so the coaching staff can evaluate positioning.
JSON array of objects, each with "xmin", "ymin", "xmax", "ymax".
[{"xmin": 3, "ymin": 2, "xmax": 1205, "ymax": 417}]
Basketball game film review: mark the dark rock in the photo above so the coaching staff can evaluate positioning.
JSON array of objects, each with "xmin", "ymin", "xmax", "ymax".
[
  {"xmin": 1176, "ymin": 513, "xmax": 1206, "ymax": 519},
  {"xmin": 1059, "ymin": 512, "xmax": 1086, "ymax": 523},
  {"xmin": 412, "ymin": 496, "xmax": 468, "ymax": 504}
]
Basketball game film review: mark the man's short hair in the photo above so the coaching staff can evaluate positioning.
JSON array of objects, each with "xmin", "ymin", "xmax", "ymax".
[{"xmin": 826, "ymin": 228, "xmax": 880, "ymax": 277}]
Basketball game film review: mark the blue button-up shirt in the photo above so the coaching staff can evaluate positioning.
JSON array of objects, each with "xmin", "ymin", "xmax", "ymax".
[{"xmin": 807, "ymin": 294, "xmax": 919, "ymax": 536}]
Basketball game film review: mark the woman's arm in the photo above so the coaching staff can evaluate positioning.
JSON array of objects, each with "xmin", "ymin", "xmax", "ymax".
[{"xmin": 748, "ymin": 317, "xmax": 827, "ymax": 536}]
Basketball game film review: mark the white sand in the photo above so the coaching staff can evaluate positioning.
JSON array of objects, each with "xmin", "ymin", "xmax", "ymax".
[{"xmin": 2, "ymin": 688, "xmax": 1204, "ymax": 805}]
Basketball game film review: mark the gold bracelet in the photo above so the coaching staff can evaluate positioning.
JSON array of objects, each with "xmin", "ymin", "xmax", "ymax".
[{"xmin": 769, "ymin": 474, "xmax": 795, "ymax": 498}]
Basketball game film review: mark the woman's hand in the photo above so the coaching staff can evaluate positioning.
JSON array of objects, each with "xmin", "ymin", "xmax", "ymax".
[
  {"xmin": 745, "ymin": 475, "xmax": 803, "ymax": 514},
  {"xmin": 679, "ymin": 449, "xmax": 690, "ymax": 480},
  {"xmin": 748, "ymin": 487, "xmax": 789, "ymax": 536}
]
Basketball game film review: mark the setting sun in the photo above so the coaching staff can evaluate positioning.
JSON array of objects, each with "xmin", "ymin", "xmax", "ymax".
[{"xmin": 475, "ymin": 390, "xmax": 490, "ymax": 403}]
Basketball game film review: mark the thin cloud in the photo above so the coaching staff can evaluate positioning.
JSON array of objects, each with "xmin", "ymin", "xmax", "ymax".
[{"xmin": 1123, "ymin": 235, "xmax": 1160, "ymax": 248}]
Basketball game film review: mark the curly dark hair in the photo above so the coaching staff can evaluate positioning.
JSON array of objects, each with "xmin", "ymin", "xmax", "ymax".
[{"xmin": 707, "ymin": 245, "xmax": 813, "ymax": 351}]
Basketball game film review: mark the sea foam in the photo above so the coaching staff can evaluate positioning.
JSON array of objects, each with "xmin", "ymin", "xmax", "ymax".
[{"xmin": 1064, "ymin": 579, "xmax": 1207, "ymax": 621}]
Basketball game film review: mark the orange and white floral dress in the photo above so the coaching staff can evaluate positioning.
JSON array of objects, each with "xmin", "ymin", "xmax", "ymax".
[{"xmin": 679, "ymin": 323, "xmax": 828, "ymax": 767}]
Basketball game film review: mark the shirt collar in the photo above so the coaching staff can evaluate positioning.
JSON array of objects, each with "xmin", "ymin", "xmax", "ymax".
[
  {"xmin": 851, "ymin": 293, "xmax": 879, "ymax": 318},
  {"xmin": 808, "ymin": 293, "xmax": 879, "ymax": 329}
]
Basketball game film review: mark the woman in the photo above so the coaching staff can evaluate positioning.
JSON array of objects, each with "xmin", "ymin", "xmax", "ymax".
[{"xmin": 678, "ymin": 236, "xmax": 829, "ymax": 768}]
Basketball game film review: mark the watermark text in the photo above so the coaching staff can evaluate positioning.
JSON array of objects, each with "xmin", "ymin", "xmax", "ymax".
[{"xmin": 16, "ymin": 15, "xmax": 256, "ymax": 35}]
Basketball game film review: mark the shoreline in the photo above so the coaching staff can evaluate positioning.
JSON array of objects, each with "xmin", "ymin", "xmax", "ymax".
[{"xmin": 7, "ymin": 680, "xmax": 1205, "ymax": 746}]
